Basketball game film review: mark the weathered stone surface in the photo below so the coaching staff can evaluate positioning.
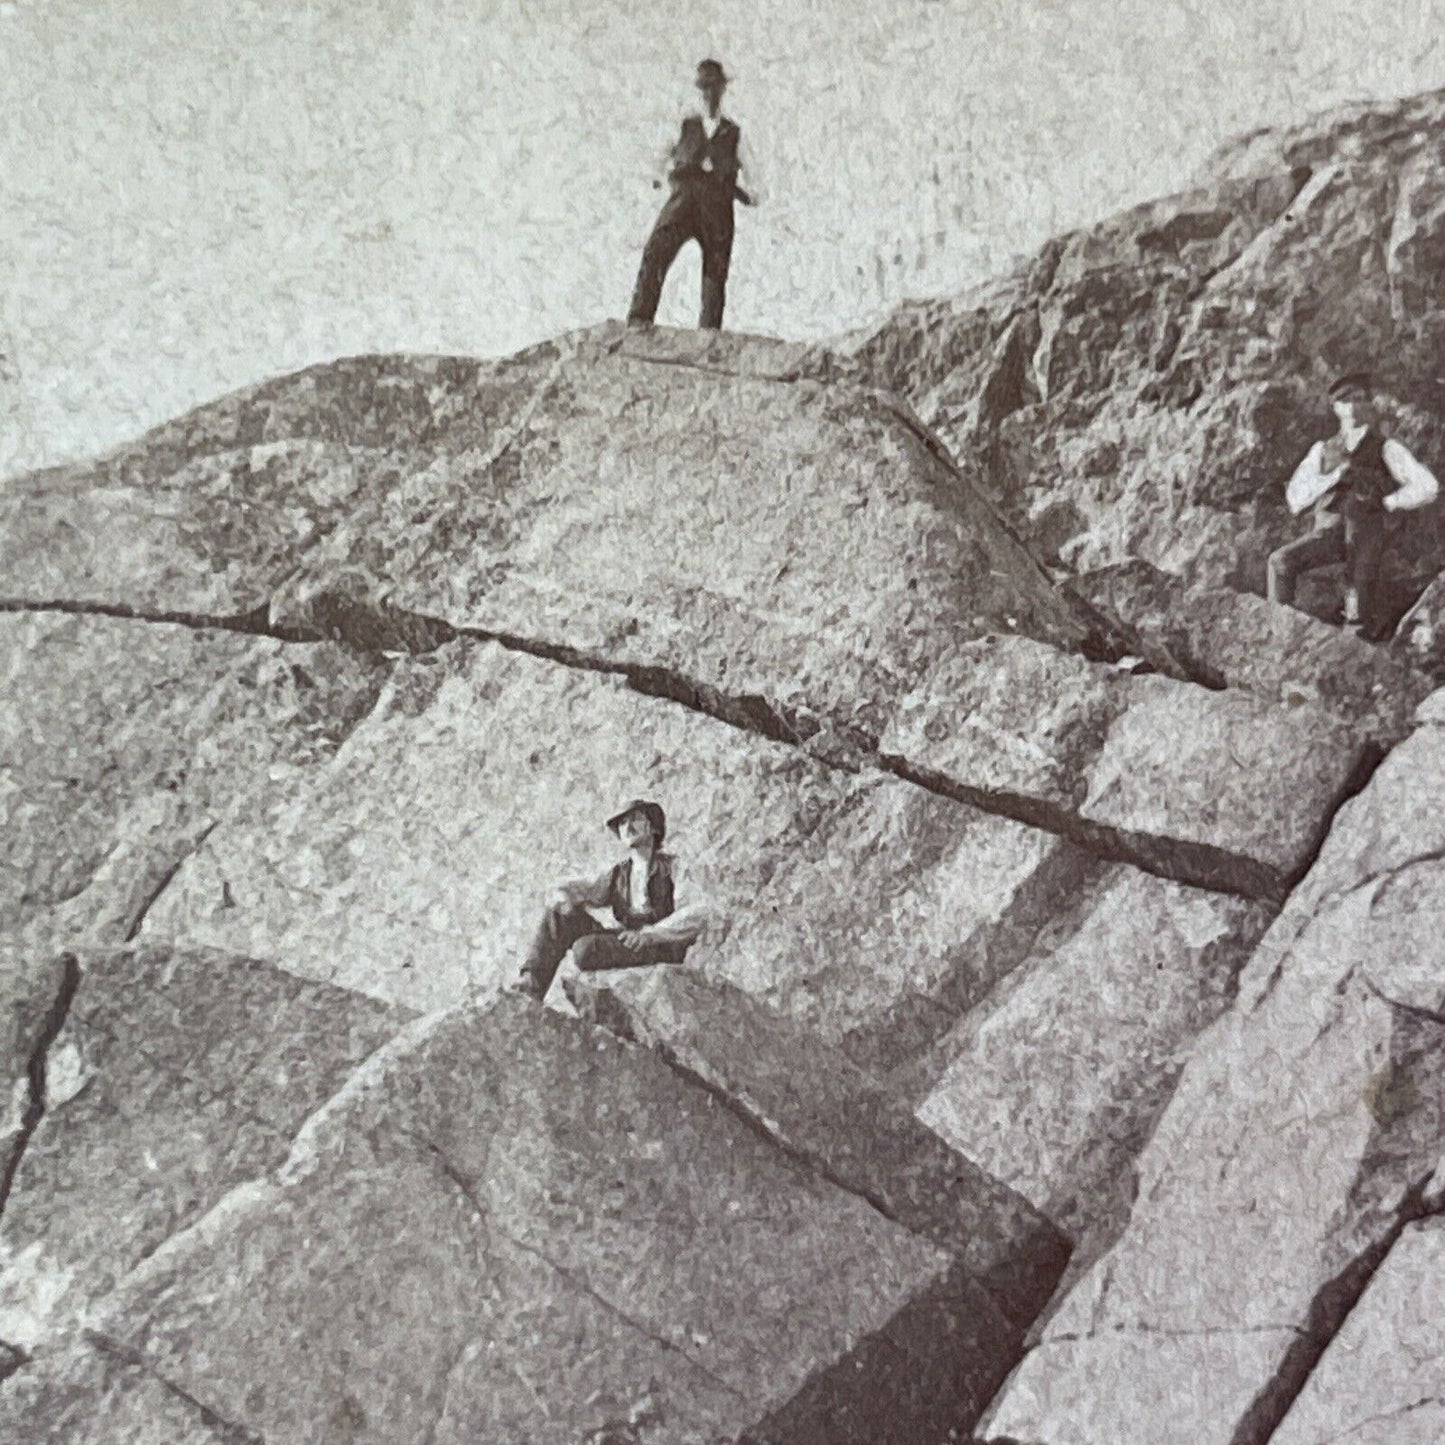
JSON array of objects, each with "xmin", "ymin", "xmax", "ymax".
[
  {"xmin": 981, "ymin": 702, "xmax": 1445, "ymax": 1445},
  {"xmin": 1074, "ymin": 558, "xmax": 1435, "ymax": 744},
  {"xmin": 0, "ymin": 1339, "xmax": 232, "ymax": 1444},
  {"xmin": 1262, "ymin": 1214, "xmax": 1445, "ymax": 1445},
  {"xmin": 0, "ymin": 327, "xmax": 1095, "ymax": 747},
  {"xmin": 881, "ymin": 636, "xmax": 1368, "ymax": 898},
  {"xmin": 1396, "ymin": 571, "xmax": 1445, "ymax": 679},
  {"xmin": 917, "ymin": 869, "xmax": 1273, "ymax": 1269},
  {"xmin": 834, "ymin": 90, "xmax": 1445, "ymax": 633},
  {"xmin": 80, "ymin": 999, "xmax": 1019, "ymax": 1444},
  {"xmin": 0, "ymin": 945, "xmax": 405, "ymax": 1351},
  {"xmin": 566, "ymin": 965, "xmax": 1069, "ymax": 1331},
  {"xmin": 688, "ymin": 774, "xmax": 1099, "ymax": 1075},
  {"xmin": 143, "ymin": 634, "xmax": 1110, "ymax": 1060},
  {"xmin": 0, "ymin": 611, "xmax": 387, "ymax": 948},
  {"xmin": 1268, "ymin": 1216, "xmax": 1445, "ymax": 1445}
]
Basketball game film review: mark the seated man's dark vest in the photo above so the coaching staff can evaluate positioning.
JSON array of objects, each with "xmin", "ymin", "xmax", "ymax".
[{"xmin": 606, "ymin": 856, "xmax": 676, "ymax": 931}]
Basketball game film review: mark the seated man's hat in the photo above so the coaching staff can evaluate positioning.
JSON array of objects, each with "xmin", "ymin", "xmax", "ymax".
[
  {"xmin": 1328, "ymin": 371, "xmax": 1375, "ymax": 400},
  {"xmin": 607, "ymin": 799, "xmax": 667, "ymax": 846},
  {"xmin": 695, "ymin": 58, "xmax": 728, "ymax": 87}
]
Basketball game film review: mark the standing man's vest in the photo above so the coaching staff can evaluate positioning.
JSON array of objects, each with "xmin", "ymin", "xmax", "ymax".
[
  {"xmin": 668, "ymin": 116, "xmax": 742, "ymax": 197},
  {"xmin": 1318, "ymin": 429, "xmax": 1393, "ymax": 523}
]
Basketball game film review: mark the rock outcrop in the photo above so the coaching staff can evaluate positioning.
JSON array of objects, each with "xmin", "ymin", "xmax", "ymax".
[
  {"xmin": 2, "ymin": 998, "xmax": 1064, "ymax": 1445},
  {"xmin": 980, "ymin": 693, "xmax": 1445, "ymax": 1445},
  {"xmin": 830, "ymin": 87, "xmax": 1445, "ymax": 656},
  {"xmin": 5, "ymin": 83, "xmax": 1445, "ymax": 1445},
  {"xmin": 0, "ymin": 946, "xmax": 406, "ymax": 1352}
]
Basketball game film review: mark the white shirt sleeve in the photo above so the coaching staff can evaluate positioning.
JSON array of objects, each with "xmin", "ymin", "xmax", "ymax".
[
  {"xmin": 1285, "ymin": 440, "xmax": 1342, "ymax": 515},
  {"xmin": 1382, "ymin": 438, "xmax": 1441, "ymax": 511},
  {"xmin": 736, "ymin": 128, "xmax": 767, "ymax": 206}
]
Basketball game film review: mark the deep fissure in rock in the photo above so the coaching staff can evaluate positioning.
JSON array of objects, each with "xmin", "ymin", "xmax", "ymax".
[{"xmin": 0, "ymin": 953, "xmax": 82, "ymax": 1222}]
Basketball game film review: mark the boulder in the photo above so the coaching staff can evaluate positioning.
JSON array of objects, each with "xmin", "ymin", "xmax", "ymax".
[
  {"xmin": 881, "ymin": 636, "xmax": 1369, "ymax": 899},
  {"xmin": 0, "ymin": 945, "xmax": 406, "ymax": 1350},
  {"xmin": 0, "ymin": 611, "xmax": 387, "ymax": 948},
  {"xmin": 917, "ymin": 868, "xmax": 1273, "ymax": 1271},
  {"xmin": 1395, "ymin": 570, "xmax": 1445, "ymax": 679},
  {"xmin": 72, "ymin": 999, "xmax": 1047, "ymax": 1444},
  {"xmin": 1269, "ymin": 1218, "xmax": 1445, "ymax": 1445},
  {"xmin": 1073, "ymin": 558, "xmax": 1435, "ymax": 744},
  {"xmin": 565, "ymin": 965, "xmax": 1069, "ymax": 1329},
  {"xmin": 980, "ymin": 698, "xmax": 1445, "ymax": 1445}
]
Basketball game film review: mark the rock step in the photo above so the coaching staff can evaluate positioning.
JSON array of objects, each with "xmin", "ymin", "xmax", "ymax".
[
  {"xmin": 0, "ymin": 996, "xmax": 1070, "ymax": 1445},
  {"xmin": 978, "ymin": 689, "xmax": 1445, "ymax": 1445},
  {"xmin": 565, "ymin": 964, "xmax": 1070, "ymax": 1330}
]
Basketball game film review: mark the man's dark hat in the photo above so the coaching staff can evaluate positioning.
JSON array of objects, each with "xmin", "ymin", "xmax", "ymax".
[
  {"xmin": 695, "ymin": 58, "xmax": 728, "ymax": 87},
  {"xmin": 607, "ymin": 798, "xmax": 667, "ymax": 845},
  {"xmin": 1328, "ymin": 371, "xmax": 1375, "ymax": 400}
]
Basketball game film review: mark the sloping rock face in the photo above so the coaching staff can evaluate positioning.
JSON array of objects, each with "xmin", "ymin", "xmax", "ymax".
[
  {"xmin": 0, "ymin": 325, "xmax": 1096, "ymax": 746},
  {"xmin": 0, "ymin": 945, "xmax": 406, "ymax": 1352},
  {"xmin": 0, "ymin": 611, "xmax": 387, "ymax": 951},
  {"xmin": 831, "ymin": 87, "xmax": 1445, "ymax": 648},
  {"xmin": 916, "ymin": 869, "xmax": 1272, "ymax": 1268},
  {"xmin": 981, "ymin": 693, "xmax": 1445, "ymax": 1445},
  {"xmin": 13, "ymin": 999, "xmax": 1061, "ymax": 1445},
  {"xmin": 1269, "ymin": 1217, "xmax": 1445, "ymax": 1445}
]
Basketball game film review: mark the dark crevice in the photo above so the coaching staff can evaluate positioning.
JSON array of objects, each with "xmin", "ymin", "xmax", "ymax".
[
  {"xmin": 0, "ymin": 595, "xmax": 315, "ymax": 643},
  {"xmin": 123, "ymin": 821, "xmax": 219, "ymax": 942},
  {"xmin": 1235, "ymin": 1171, "xmax": 1442, "ymax": 1445},
  {"xmin": 2, "ymin": 590, "xmax": 1341, "ymax": 903},
  {"xmin": 84, "ymin": 1330, "xmax": 266, "ymax": 1445},
  {"xmin": 0, "ymin": 953, "xmax": 81, "ymax": 1223},
  {"xmin": 879, "ymin": 750, "xmax": 1288, "ymax": 902}
]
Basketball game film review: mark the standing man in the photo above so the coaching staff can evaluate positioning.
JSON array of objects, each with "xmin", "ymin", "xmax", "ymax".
[
  {"xmin": 1267, "ymin": 373, "xmax": 1438, "ymax": 636},
  {"xmin": 513, "ymin": 798, "xmax": 709, "ymax": 1002},
  {"xmin": 627, "ymin": 59, "xmax": 765, "ymax": 332}
]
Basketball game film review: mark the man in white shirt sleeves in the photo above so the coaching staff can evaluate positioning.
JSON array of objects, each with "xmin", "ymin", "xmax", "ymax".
[
  {"xmin": 626, "ymin": 58, "xmax": 766, "ymax": 331},
  {"xmin": 1268, "ymin": 372, "xmax": 1439, "ymax": 637}
]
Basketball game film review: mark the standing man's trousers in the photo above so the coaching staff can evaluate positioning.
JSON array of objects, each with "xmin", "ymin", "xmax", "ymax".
[
  {"xmin": 518, "ymin": 903, "xmax": 686, "ymax": 999},
  {"xmin": 1266, "ymin": 511, "xmax": 1386, "ymax": 628},
  {"xmin": 628, "ymin": 186, "xmax": 735, "ymax": 330}
]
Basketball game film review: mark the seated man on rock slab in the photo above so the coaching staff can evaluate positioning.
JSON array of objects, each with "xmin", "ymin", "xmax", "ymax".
[{"xmin": 513, "ymin": 798, "xmax": 709, "ymax": 1001}]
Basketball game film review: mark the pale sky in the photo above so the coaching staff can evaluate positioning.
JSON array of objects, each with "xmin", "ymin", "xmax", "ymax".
[{"xmin": 3, "ymin": 0, "xmax": 1443, "ymax": 477}]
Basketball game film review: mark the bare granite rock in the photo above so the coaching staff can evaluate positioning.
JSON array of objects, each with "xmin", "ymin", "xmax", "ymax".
[
  {"xmin": 980, "ymin": 698, "xmax": 1445, "ymax": 1445},
  {"xmin": 881, "ymin": 636, "xmax": 1369, "ymax": 898},
  {"xmin": 0, "ymin": 611, "xmax": 387, "ymax": 949},
  {"xmin": 62, "ymin": 998, "xmax": 1037, "ymax": 1444},
  {"xmin": 0, "ymin": 327, "xmax": 1097, "ymax": 751},
  {"xmin": 833, "ymin": 89, "xmax": 1445, "ymax": 631},
  {"xmin": 0, "ymin": 945, "xmax": 406, "ymax": 1351},
  {"xmin": 565, "ymin": 965, "xmax": 1070, "ymax": 1332},
  {"xmin": 1269, "ymin": 1217, "xmax": 1445, "ymax": 1445},
  {"xmin": 1072, "ymin": 559, "xmax": 1434, "ymax": 744},
  {"xmin": 917, "ymin": 868, "xmax": 1273, "ymax": 1271}
]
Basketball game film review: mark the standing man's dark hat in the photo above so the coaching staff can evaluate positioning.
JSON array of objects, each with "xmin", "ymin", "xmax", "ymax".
[
  {"xmin": 695, "ymin": 58, "xmax": 728, "ymax": 88},
  {"xmin": 607, "ymin": 799, "xmax": 667, "ymax": 846}
]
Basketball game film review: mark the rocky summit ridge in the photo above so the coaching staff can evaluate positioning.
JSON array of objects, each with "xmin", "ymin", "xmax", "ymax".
[{"xmin": 2, "ymin": 87, "xmax": 1444, "ymax": 1444}]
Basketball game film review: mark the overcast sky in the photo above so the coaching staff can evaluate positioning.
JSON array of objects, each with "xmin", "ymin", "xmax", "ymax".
[{"xmin": 3, "ymin": 0, "xmax": 1443, "ymax": 476}]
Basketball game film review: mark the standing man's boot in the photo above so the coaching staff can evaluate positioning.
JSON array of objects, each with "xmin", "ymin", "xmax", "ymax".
[{"xmin": 700, "ymin": 276, "xmax": 726, "ymax": 330}]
